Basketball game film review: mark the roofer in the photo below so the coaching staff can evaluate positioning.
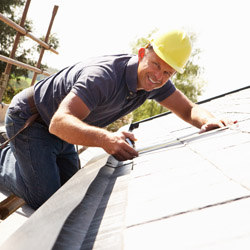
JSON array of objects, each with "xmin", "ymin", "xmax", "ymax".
[{"xmin": 0, "ymin": 30, "xmax": 235, "ymax": 209}]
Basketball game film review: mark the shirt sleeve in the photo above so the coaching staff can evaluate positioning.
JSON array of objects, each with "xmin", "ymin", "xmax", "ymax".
[
  {"xmin": 148, "ymin": 79, "xmax": 176, "ymax": 102},
  {"xmin": 71, "ymin": 67, "xmax": 115, "ymax": 111}
]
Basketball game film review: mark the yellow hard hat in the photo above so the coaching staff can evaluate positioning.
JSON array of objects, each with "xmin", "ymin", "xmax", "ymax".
[{"xmin": 151, "ymin": 30, "xmax": 192, "ymax": 74}]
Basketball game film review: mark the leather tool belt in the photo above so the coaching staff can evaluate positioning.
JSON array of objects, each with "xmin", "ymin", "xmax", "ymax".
[{"xmin": 0, "ymin": 86, "xmax": 40, "ymax": 149}]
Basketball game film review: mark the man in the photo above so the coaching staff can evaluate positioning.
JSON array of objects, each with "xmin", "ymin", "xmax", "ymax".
[{"xmin": 0, "ymin": 30, "xmax": 234, "ymax": 209}]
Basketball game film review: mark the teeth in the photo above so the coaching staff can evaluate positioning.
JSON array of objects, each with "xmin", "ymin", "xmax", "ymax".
[{"xmin": 149, "ymin": 77, "xmax": 158, "ymax": 84}]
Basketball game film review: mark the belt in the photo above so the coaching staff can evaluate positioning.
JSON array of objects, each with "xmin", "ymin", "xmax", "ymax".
[
  {"xmin": 26, "ymin": 87, "xmax": 46, "ymax": 126},
  {"xmin": 27, "ymin": 86, "xmax": 38, "ymax": 115},
  {"xmin": 0, "ymin": 86, "xmax": 40, "ymax": 149}
]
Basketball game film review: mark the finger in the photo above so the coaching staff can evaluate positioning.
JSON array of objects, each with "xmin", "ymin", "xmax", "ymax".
[
  {"xmin": 122, "ymin": 131, "xmax": 137, "ymax": 141},
  {"xmin": 126, "ymin": 138, "xmax": 135, "ymax": 147},
  {"xmin": 221, "ymin": 118, "xmax": 238, "ymax": 126},
  {"xmin": 111, "ymin": 139, "xmax": 138, "ymax": 161},
  {"xmin": 199, "ymin": 122, "xmax": 222, "ymax": 133},
  {"xmin": 217, "ymin": 121, "xmax": 225, "ymax": 128},
  {"xmin": 123, "ymin": 141, "xmax": 138, "ymax": 157},
  {"xmin": 112, "ymin": 149, "xmax": 137, "ymax": 161},
  {"xmin": 200, "ymin": 124, "xmax": 209, "ymax": 133}
]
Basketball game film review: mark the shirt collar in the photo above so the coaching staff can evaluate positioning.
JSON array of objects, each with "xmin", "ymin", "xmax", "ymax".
[{"xmin": 125, "ymin": 55, "xmax": 138, "ymax": 94}]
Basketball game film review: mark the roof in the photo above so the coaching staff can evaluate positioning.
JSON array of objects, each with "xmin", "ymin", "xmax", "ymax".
[{"xmin": 1, "ymin": 85, "xmax": 250, "ymax": 249}]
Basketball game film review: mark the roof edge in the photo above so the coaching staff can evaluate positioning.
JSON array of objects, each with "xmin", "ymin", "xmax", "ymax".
[{"xmin": 129, "ymin": 84, "xmax": 250, "ymax": 131}]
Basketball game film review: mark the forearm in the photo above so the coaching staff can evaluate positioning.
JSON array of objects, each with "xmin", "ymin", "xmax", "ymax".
[
  {"xmin": 188, "ymin": 104, "xmax": 215, "ymax": 129},
  {"xmin": 160, "ymin": 90, "xmax": 214, "ymax": 128},
  {"xmin": 49, "ymin": 113, "xmax": 110, "ymax": 148},
  {"xmin": 49, "ymin": 112, "xmax": 138, "ymax": 160},
  {"xmin": 160, "ymin": 90, "xmax": 234, "ymax": 133}
]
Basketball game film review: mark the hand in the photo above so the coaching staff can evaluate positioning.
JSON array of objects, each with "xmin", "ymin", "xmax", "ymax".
[
  {"xmin": 200, "ymin": 118, "xmax": 237, "ymax": 133},
  {"xmin": 103, "ymin": 131, "xmax": 138, "ymax": 161}
]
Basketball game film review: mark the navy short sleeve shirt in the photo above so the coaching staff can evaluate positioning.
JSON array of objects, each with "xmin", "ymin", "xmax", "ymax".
[{"xmin": 10, "ymin": 54, "xmax": 176, "ymax": 127}]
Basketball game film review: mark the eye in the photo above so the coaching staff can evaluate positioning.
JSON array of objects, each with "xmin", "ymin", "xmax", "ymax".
[
  {"xmin": 164, "ymin": 71, "xmax": 171, "ymax": 77},
  {"xmin": 152, "ymin": 62, "xmax": 160, "ymax": 69}
]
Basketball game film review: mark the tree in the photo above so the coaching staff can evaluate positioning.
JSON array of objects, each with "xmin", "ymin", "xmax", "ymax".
[
  {"xmin": 172, "ymin": 32, "xmax": 205, "ymax": 102},
  {"xmin": 131, "ymin": 29, "xmax": 205, "ymax": 122},
  {"xmin": 105, "ymin": 113, "xmax": 133, "ymax": 132},
  {"xmin": 0, "ymin": 1, "xmax": 59, "ymax": 103}
]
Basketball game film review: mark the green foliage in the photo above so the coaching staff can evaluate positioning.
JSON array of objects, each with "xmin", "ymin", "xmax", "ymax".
[
  {"xmin": 172, "ymin": 33, "xmax": 205, "ymax": 103},
  {"xmin": 0, "ymin": 0, "xmax": 24, "ymax": 13},
  {"xmin": 105, "ymin": 113, "xmax": 133, "ymax": 132},
  {"xmin": 130, "ymin": 29, "xmax": 158, "ymax": 54},
  {"xmin": 2, "ymin": 83, "xmax": 22, "ymax": 104},
  {"xmin": 132, "ymin": 99, "xmax": 167, "ymax": 122},
  {"xmin": 1, "ymin": 75, "xmax": 30, "ymax": 103},
  {"xmin": 9, "ymin": 75, "xmax": 31, "ymax": 88},
  {"xmin": 37, "ymin": 34, "xmax": 59, "ymax": 54}
]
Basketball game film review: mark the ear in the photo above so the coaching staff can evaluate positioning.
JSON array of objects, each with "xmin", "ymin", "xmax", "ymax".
[{"xmin": 138, "ymin": 48, "xmax": 146, "ymax": 61}]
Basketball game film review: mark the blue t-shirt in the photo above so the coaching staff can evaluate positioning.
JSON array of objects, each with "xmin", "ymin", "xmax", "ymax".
[{"xmin": 9, "ymin": 54, "xmax": 176, "ymax": 127}]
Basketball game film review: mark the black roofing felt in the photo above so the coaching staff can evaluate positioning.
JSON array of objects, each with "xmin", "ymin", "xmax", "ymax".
[
  {"xmin": 1, "ymin": 85, "xmax": 250, "ymax": 249},
  {"xmin": 52, "ymin": 157, "xmax": 132, "ymax": 250}
]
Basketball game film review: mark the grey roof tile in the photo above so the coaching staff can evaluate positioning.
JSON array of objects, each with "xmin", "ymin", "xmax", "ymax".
[{"xmin": 124, "ymin": 197, "xmax": 250, "ymax": 250}]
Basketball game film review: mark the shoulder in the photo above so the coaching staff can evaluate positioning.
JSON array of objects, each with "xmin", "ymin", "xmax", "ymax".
[{"xmin": 75, "ymin": 54, "xmax": 133, "ymax": 87}]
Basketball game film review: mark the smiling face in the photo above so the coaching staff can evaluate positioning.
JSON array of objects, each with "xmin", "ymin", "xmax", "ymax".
[{"xmin": 137, "ymin": 47, "xmax": 176, "ymax": 92}]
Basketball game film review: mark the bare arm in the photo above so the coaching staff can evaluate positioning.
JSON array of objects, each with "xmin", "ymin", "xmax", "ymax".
[
  {"xmin": 160, "ymin": 89, "xmax": 236, "ymax": 132},
  {"xmin": 49, "ymin": 92, "xmax": 138, "ymax": 161}
]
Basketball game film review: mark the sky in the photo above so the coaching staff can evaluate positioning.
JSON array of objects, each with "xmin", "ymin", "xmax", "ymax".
[{"xmin": 25, "ymin": 0, "xmax": 250, "ymax": 100}]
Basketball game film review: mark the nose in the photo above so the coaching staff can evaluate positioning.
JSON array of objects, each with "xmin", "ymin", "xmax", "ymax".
[{"xmin": 154, "ymin": 70, "xmax": 163, "ymax": 82}]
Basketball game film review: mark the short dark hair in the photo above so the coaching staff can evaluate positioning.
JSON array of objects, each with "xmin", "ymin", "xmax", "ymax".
[{"xmin": 145, "ymin": 43, "xmax": 153, "ymax": 50}]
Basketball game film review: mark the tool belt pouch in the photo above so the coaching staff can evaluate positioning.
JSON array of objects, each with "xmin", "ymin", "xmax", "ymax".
[{"xmin": 0, "ymin": 86, "xmax": 39, "ymax": 149}]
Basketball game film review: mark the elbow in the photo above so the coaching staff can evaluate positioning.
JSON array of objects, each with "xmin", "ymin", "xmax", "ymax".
[
  {"xmin": 49, "ymin": 115, "xmax": 60, "ymax": 135},
  {"xmin": 48, "ymin": 119, "xmax": 55, "ymax": 135}
]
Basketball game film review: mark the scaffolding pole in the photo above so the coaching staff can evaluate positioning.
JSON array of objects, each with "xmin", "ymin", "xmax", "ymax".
[
  {"xmin": 31, "ymin": 5, "xmax": 59, "ymax": 85},
  {"xmin": 0, "ymin": 13, "xmax": 58, "ymax": 55},
  {"xmin": 0, "ymin": 55, "xmax": 51, "ymax": 76}
]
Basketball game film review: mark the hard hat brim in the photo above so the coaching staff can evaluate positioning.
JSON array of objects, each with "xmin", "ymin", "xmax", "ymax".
[{"xmin": 153, "ymin": 46, "xmax": 185, "ymax": 74}]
